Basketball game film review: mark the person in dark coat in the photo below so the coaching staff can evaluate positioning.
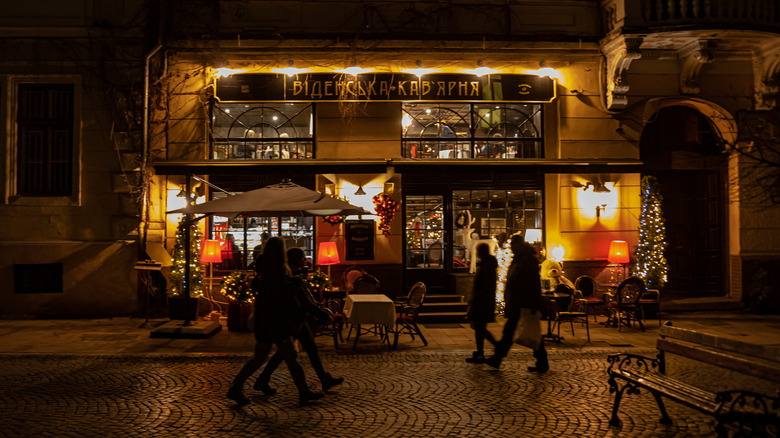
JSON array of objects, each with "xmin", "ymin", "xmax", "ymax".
[
  {"xmin": 486, "ymin": 234, "xmax": 548, "ymax": 372},
  {"xmin": 253, "ymin": 247, "xmax": 344, "ymax": 394},
  {"xmin": 465, "ymin": 243, "xmax": 498, "ymax": 363},
  {"xmin": 227, "ymin": 237, "xmax": 325, "ymax": 406}
]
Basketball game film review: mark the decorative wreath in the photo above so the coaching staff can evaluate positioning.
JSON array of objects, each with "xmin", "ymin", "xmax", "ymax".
[
  {"xmin": 373, "ymin": 193, "xmax": 399, "ymax": 237},
  {"xmin": 321, "ymin": 195, "xmax": 349, "ymax": 225}
]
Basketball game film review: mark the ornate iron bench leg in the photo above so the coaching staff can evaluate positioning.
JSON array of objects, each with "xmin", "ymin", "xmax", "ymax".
[
  {"xmin": 610, "ymin": 386, "xmax": 625, "ymax": 426},
  {"xmin": 650, "ymin": 390, "xmax": 672, "ymax": 424}
]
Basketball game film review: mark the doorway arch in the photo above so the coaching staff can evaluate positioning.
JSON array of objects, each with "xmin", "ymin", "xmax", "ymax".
[{"xmin": 639, "ymin": 103, "xmax": 732, "ymax": 298}]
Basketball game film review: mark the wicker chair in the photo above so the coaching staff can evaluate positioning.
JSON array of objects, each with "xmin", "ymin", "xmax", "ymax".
[
  {"xmin": 605, "ymin": 276, "xmax": 646, "ymax": 332},
  {"xmin": 312, "ymin": 298, "xmax": 346, "ymax": 348},
  {"xmin": 352, "ymin": 274, "xmax": 381, "ymax": 294},
  {"xmin": 342, "ymin": 265, "xmax": 366, "ymax": 293},
  {"xmin": 392, "ymin": 282, "xmax": 428, "ymax": 348}
]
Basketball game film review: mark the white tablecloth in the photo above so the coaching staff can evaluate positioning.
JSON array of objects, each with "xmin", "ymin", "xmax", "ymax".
[{"xmin": 343, "ymin": 294, "xmax": 396, "ymax": 327}]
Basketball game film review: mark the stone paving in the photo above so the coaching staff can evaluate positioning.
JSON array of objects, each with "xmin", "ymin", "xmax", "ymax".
[
  {"xmin": 1, "ymin": 350, "xmax": 731, "ymax": 437},
  {"xmin": 1, "ymin": 312, "xmax": 778, "ymax": 437}
]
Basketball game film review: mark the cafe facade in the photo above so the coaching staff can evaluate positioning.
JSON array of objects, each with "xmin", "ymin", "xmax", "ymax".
[{"xmin": 3, "ymin": 0, "xmax": 780, "ymax": 316}]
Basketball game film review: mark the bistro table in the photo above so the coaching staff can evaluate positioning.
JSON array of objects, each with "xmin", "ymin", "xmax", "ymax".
[{"xmin": 342, "ymin": 294, "xmax": 395, "ymax": 349}]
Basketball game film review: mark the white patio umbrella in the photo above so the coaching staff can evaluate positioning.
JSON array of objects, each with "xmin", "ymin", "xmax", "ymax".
[
  {"xmin": 167, "ymin": 180, "xmax": 372, "ymax": 217},
  {"xmin": 166, "ymin": 180, "xmax": 374, "ymax": 322}
]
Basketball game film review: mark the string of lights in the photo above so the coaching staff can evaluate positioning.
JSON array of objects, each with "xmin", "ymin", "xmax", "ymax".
[{"xmin": 634, "ymin": 175, "xmax": 668, "ymax": 289}]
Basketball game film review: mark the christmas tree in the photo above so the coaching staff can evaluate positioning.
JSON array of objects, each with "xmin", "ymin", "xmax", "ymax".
[
  {"xmin": 169, "ymin": 218, "xmax": 203, "ymax": 298},
  {"xmin": 634, "ymin": 175, "xmax": 668, "ymax": 289}
]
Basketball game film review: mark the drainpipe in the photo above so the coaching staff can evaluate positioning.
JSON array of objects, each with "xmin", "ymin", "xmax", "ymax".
[{"xmin": 140, "ymin": 42, "xmax": 163, "ymax": 253}]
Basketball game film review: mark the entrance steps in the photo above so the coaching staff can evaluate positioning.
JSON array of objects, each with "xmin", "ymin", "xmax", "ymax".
[{"xmin": 418, "ymin": 293, "xmax": 468, "ymax": 323}]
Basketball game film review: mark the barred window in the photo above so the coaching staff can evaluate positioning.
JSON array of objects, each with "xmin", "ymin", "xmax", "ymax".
[
  {"xmin": 211, "ymin": 103, "xmax": 313, "ymax": 160},
  {"xmin": 402, "ymin": 103, "xmax": 543, "ymax": 159},
  {"xmin": 17, "ymin": 84, "xmax": 74, "ymax": 196}
]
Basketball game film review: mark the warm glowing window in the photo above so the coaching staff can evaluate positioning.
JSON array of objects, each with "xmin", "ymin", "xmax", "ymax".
[
  {"xmin": 402, "ymin": 103, "xmax": 543, "ymax": 159},
  {"xmin": 210, "ymin": 103, "xmax": 313, "ymax": 160}
]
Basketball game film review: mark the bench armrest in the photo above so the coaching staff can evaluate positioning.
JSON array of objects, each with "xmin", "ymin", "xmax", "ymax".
[{"xmin": 607, "ymin": 353, "xmax": 662, "ymax": 375}]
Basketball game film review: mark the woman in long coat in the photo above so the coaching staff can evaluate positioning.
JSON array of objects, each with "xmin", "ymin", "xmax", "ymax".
[
  {"xmin": 465, "ymin": 243, "xmax": 498, "ymax": 363},
  {"xmin": 227, "ymin": 237, "xmax": 324, "ymax": 406}
]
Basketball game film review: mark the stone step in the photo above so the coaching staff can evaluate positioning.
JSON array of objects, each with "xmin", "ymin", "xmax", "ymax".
[
  {"xmin": 418, "ymin": 311, "xmax": 468, "ymax": 324},
  {"xmin": 423, "ymin": 294, "xmax": 464, "ymax": 304},
  {"xmin": 421, "ymin": 301, "xmax": 468, "ymax": 313}
]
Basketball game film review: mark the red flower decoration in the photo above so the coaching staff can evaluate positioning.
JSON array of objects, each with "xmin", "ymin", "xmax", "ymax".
[{"xmin": 372, "ymin": 193, "xmax": 399, "ymax": 237}]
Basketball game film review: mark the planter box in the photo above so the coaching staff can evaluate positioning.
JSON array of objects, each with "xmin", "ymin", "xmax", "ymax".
[
  {"xmin": 227, "ymin": 300, "xmax": 253, "ymax": 332},
  {"xmin": 168, "ymin": 297, "xmax": 199, "ymax": 321}
]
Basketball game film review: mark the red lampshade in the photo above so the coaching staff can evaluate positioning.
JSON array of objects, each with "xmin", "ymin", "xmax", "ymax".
[
  {"xmin": 317, "ymin": 241, "xmax": 340, "ymax": 266},
  {"xmin": 607, "ymin": 240, "xmax": 630, "ymax": 264},
  {"xmin": 201, "ymin": 239, "xmax": 223, "ymax": 264}
]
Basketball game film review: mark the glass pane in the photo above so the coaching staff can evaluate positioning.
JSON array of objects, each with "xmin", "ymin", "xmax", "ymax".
[
  {"xmin": 405, "ymin": 195, "xmax": 444, "ymax": 269},
  {"xmin": 211, "ymin": 103, "xmax": 313, "ymax": 160},
  {"xmin": 451, "ymin": 189, "xmax": 544, "ymax": 269}
]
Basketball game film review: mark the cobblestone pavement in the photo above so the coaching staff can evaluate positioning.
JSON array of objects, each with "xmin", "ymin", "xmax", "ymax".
[{"xmin": 0, "ymin": 350, "xmax": 730, "ymax": 438}]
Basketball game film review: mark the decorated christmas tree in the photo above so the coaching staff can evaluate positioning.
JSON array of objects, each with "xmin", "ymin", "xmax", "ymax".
[
  {"xmin": 169, "ymin": 218, "xmax": 203, "ymax": 298},
  {"xmin": 634, "ymin": 175, "xmax": 668, "ymax": 289}
]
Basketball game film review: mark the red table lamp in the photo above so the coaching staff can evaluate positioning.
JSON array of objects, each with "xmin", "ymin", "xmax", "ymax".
[
  {"xmin": 201, "ymin": 239, "xmax": 223, "ymax": 314},
  {"xmin": 317, "ymin": 241, "xmax": 340, "ymax": 279},
  {"xmin": 607, "ymin": 240, "xmax": 630, "ymax": 283}
]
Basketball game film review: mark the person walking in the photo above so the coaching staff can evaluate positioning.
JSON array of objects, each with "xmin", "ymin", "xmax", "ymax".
[
  {"xmin": 253, "ymin": 247, "xmax": 344, "ymax": 394},
  {"xmin": 227, "ymin": 237, "xmax": 324, "ymax": 406},
  {"xmin": 486, "ymin": 234, "xmax": 548, "ymax": 372},
  {"xmin": 465, "ymin": 243, "xmax": 498, "ymax": 363}
]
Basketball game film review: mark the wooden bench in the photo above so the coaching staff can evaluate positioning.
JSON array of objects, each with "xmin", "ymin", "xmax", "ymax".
[{"xmin": 607, "ymin": 321, "xmax": 780, "ymax": 436}]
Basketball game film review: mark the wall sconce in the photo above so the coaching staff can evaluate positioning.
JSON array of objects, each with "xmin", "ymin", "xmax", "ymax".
[
  {"xmin": 550, "ymin": 245, "xmax": 565, "ymax": 262},
  {"xmin": 354, "ymin": 183, "xmax": 366, "ymax": 196},
  {"xmin": 575, "ymin": 180, "xmax": 615, "ymax": 219}
]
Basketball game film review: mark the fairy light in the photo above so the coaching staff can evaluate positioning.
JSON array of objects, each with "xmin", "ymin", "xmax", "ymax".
[
  {"xmin": 634, "ymin": 175, "xmax": 668, "ymax": 288},
  {"xmin": 373, "ymin": 193, "xmax": 399, "ymax": 237},
  {"xmin": 493, "ymin": 237, "xmax": 511, "ymax": 313},
  {"xmin": 169, "ymin": 218, "xmax": 203, "ymax": 298}
]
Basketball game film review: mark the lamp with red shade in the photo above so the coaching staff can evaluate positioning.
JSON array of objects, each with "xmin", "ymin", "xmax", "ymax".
[
  {"xmin": 201, "ymin": 239, "xmax": 223, "ymax": 316},
  {"xmin": 607, "ymin": 240, "xmax": 630, "ymax": 283},
  {"xmin": 317, "ymin": 241, "xmax": 340, "ymax": 280}
]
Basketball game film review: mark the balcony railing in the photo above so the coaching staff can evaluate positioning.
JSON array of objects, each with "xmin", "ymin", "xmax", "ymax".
[{"xmin": 607, "ymin": 0, "xmax": 779, "ymax": 33}]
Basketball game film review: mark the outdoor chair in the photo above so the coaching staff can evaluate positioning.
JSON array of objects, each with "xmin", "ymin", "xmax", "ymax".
[
  {"xmin": 393, "ymin": 282, "xmax": 428, "ymax": 348},
  {"xmin": 605, "ymin": 276, "xmax": 646, "ymax": 332},
  {"xmin": 639, "ymin": 288, "xmax": 662, "ymax": 326},
  {"xmin": 575, "ymin": 275, "xmax": 606, "ymax": 323},
  {"xmin": 552, "ymin": 288, "xmax": 590, "ymax": 342},
  {"xmin": 312, "ymin": 298, "xmax": 346, "ymax": 349},
  {"xmin": 352, "ymin": 274, "xmax": 381, "ymax": 294},
  {"xmin": 342, "ymin": 265, "xmax": 366, "ymax": 293}
]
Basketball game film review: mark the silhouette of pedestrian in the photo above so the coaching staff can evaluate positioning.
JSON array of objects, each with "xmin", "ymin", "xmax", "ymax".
[
  {"xmin": 227, "ymin": 237, "xmax": 324, "ymax": 405},
  {"xmin": 253, "ymin": 247, "xmax": 344, "ymax": 394},
  {"xmin": 465, "ymin": 243, "xmax": 498, "ymax": 363},
  {"xmin": 486, "ymin": 234, "xmax": 548, "ymax": 372}
]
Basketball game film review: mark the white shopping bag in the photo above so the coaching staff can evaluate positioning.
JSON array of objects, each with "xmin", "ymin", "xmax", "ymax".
[{"xmin": 513, "ymin": 308, "xmax": 542, "ymax": 350}]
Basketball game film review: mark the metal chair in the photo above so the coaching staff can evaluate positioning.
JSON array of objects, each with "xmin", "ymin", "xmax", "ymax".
[
  {"xmin": 553, "ymin": 288, "xmax": 590, "ymax": 342},
  {"xmin": 639, "ymin": 288, "xmax": 662, "ymax": 326},
  {"xmin": 575, "ymin": 275, "xmax": 606, "ymax": 323},
  {"xmin": 605, "ymin": 276, "xmax": 646, "ymax": 332},
  {"xmin": 393, "ymin": 282, "xmax": 428, "ymax": 348}
]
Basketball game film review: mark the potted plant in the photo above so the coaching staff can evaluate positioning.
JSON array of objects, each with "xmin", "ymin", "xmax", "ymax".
[
  {"xmin": 168, "ymin": 218, "xmax": 203, "ymax": 320},
  {"xmin": 222, "ymin": 270, "xmax": 254, "ymax": 331},
  {"xmin": 306, "ymin": 270, "xmax": 332, "ymax": 302}
]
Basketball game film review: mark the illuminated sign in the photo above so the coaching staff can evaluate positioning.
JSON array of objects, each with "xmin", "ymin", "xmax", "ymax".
[{"xmin": 216, "ymin": 73, "xmax": 555, "ymax": 102}]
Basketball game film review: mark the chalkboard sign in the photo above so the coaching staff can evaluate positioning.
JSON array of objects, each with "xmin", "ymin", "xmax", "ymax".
[{"xmin": 345, "ymin": 220, "xmax": 375, "ymax": 260}]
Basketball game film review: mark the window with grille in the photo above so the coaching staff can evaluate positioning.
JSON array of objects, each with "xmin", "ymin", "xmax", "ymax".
[
  {"xmin": 452, "ymin": 189, "xmax": 543, "ymax": 265},
  {"xmin": 211, "ymin": 102, "xmax": 313, "ymax": 160},
  {"xmin": 402, "ymin": 103, "xmax": 543, "ymax": 159},
  {"xmin": 16, "ymin": 84, "xmax": 74, "ymax": 196}
]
